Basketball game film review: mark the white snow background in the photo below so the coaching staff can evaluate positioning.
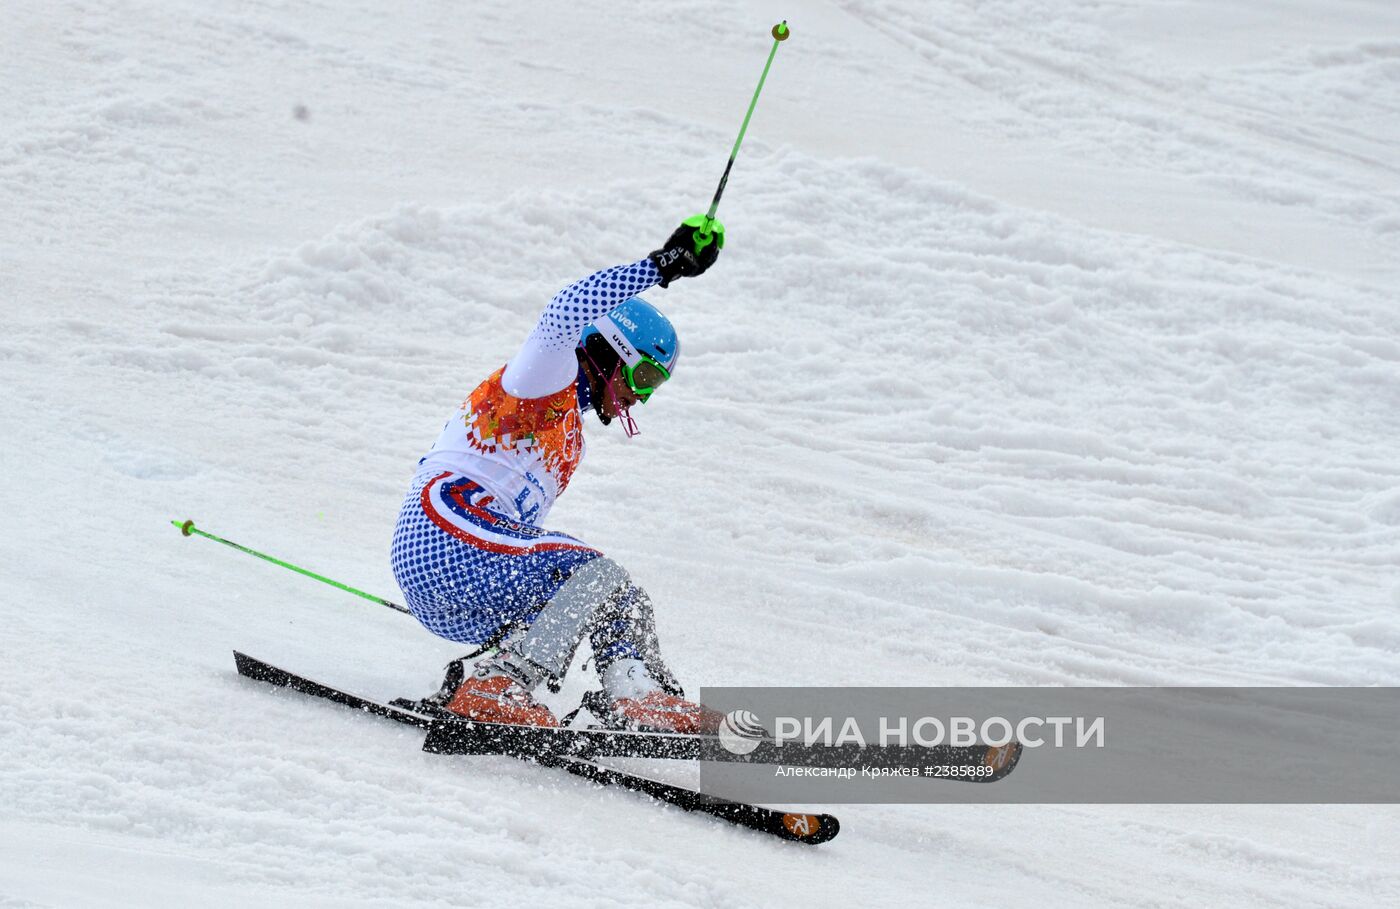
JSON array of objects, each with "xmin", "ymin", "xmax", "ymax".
[{"xmin": 3, "ymin": 0, "xmax": 1399, "ymax": 905}]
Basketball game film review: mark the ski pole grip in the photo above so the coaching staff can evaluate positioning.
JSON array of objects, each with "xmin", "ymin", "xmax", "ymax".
[{"xmin": 687, "ymin": 214, "xmax": 725, "ymax": 255}]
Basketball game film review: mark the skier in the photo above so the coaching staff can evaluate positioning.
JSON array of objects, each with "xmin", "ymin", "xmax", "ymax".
[{"xmin": 390, "ymin": 218, "xmax": 723, "ymax": 733}]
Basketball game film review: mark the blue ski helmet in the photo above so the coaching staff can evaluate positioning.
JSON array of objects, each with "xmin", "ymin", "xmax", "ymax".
[{"xmin": 579, "ymin": 295, "xmax": 680, "ymax": 376}]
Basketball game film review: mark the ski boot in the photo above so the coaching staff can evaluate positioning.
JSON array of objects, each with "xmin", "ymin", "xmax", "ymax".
[
  {"xmin": 436, "ymin": 652, "xmax": 558, "ymax": 727},
  {"xmin": 593, "ymin": 658, "xmax": 722, "ymax": 735}
]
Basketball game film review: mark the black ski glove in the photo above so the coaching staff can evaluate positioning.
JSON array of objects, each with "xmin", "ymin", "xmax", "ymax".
[{"xmin": 648, "ymin": 215, "xmax": 724, "ymax": 288}]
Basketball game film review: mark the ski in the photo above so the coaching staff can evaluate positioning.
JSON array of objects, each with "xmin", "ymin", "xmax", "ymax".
[
  {"xmin": 234, "ymin": 651, "xmax": 434, "ymax": 728},
  {"xmin": 530, "ymin": 750, "xmax": 839, "ymax": 844},
  {"xmin": 233, "ymin": 652, "xmax": 841, "ymax": 845}
]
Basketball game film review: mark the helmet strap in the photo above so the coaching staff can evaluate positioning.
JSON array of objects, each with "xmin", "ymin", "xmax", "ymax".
[{"xmin": 580, "ymin": 345, "xmax": 639, "ymax": 438}]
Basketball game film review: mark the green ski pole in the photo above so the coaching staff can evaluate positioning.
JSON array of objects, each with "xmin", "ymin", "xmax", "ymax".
[
  {"xmin": 690, "ymin": 20, "xmax": 791, "ymax": 255},
  {"xmin": 170, "ymin": 518, "xmax": 411, "ymax": 615}
]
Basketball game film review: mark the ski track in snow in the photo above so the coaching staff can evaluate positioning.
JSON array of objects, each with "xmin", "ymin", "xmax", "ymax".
[{"xmin": 3, "ymin": 0, "xmax": 1399, "ymax": 906}]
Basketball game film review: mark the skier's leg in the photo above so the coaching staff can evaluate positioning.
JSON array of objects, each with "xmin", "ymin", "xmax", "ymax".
[
  {"xmin": 447, "ymin": 554, "xmax": 722, "ymax": 731},
  {"xmin": 509, "ymin": 557, "xmax": 631, "ymax": 680},
  {"xmin": 452, "ymin": 560, "xmax": 720, "ymax": 732},
  {"xmin": 488, "ymin": 559, "xmax": 686, "ymax": 693},
  {"xmin": 392, "ymin": 471, "xmax": 599, "ymax": 725},
  {"xmin": 440, "ymin": 557, "xmax": 631, "ymax": 725},
  {"xmin": 585, "ymin": 579, "xmax": 722, "ymax": 734},
  {"xmin": 588, "ymin": 579, "xmax": 683, "ymax": 697},
  {"xmin": 442, "ymin": 553, "xmax": 682, "ymax": 725}
]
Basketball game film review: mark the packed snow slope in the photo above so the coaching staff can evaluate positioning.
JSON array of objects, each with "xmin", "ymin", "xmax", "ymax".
[{"xmin": 4, "ymin": 0, "xmax": 1399, "ymax": 906}]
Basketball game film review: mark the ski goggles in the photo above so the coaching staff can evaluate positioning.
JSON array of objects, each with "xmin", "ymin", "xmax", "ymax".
[{"xmin": 621, "ymin": 355, "xmax": 670, "ymax": 401}]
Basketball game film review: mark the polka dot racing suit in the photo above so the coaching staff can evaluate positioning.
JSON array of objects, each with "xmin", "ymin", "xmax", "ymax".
[{"xmin": 390, "ymin": 258, "xmax": 669, "ymax": 679}]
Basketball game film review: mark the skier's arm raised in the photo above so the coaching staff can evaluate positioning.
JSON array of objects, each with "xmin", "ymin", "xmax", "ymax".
[{"xmin": 499, "ymin": 221, "xmax": 720, "ymax": 399}]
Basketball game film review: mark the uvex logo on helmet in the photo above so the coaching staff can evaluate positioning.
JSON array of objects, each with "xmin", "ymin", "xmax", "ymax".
[{"xmin": 605, "ymin": 327, "xmax": 637, "ymax": 362}]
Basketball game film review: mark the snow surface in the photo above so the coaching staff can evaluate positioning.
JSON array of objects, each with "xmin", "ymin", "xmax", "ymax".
[{"xmin": 3, "ymin": 0, "xmax": 1399, "ymax": 905}]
